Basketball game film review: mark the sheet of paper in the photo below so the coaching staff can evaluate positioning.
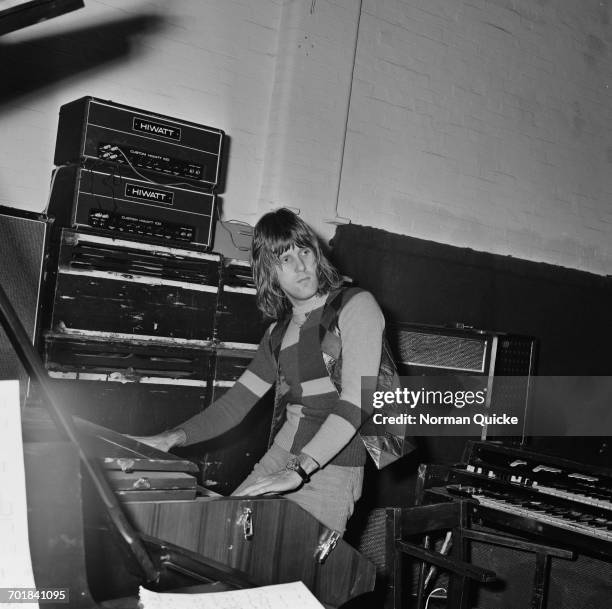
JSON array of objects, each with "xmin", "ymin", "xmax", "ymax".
[
  {"xmin": 0, "ymin": 380, "xmax": 38, "ymax": 608},
  {"xmin": 139, "ymin": 581, "xmax": 324, "ymax": 609}
]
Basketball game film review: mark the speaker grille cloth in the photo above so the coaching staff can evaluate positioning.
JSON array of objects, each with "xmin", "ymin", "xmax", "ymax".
[
  {"xmin": 355, "ymin": 508, "xmax": 388, "ymax": 574},
  {"xmin": 471, "ymin": 538, "xmax": 612, "ymax": 609},
  {"xmin": 397, "ymin": 331, "xmax": 487, "ymax": 372},
  {"xmin": 0, "ymin": 213, "xmax": 45, "ymax": 401}
]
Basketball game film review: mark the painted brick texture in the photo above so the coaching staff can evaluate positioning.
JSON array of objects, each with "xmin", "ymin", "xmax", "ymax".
[
  {"xmin": 339, "ymin": 0, "xmax": 612, "ymax": 274},
  {"xmin": 0, "ymin": 0, "xmax": 281, "ymax": 225},
  {"xmin": 0, "ymin": 0, "xmax": 610, "ymax": 274}
]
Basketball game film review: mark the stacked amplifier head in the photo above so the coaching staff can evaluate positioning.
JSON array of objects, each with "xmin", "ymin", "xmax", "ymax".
[{"xmin": 49, "ymin": 96, "xmax": 225, "ymax": 249}]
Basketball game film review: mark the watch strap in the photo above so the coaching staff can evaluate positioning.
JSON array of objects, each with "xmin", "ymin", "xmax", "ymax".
[{"xmin": 286, "ymin": 456, "xmax": 311, "ymax": 483}]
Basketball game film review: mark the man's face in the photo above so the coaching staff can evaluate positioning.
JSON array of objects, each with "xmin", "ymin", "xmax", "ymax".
[{"xmin": 275, "ymin": 245, "xmax": 319, "ymax": 305}]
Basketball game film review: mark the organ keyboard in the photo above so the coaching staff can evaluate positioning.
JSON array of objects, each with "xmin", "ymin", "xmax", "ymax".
[
  {"xmin": 469, "ymin": 490, "xmax": 612, "ymax": 541},
  {"xmin": 424, "ymin": 441, "xmax": 612, "ymax": 559}
]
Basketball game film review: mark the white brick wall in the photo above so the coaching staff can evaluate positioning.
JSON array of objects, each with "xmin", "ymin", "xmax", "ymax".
[
  {"xmin": 1, "ymin": 0, "xmax": 610, "ymax": 274},
  {"xmin": 0, "ymin": 0, "xmax": 281, "ymax": 225},
  {"xmin": 338, "ymin": 0, "xmax": 612, "ymax": 274},
  {"xmin": 257, "ymin": 0, "xmax": 362, "ymax": 236}
]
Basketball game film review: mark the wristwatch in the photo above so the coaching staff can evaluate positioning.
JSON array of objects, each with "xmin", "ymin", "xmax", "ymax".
[{"xmin": 285, "ymin": 456, "xmax": 311, "ymax": 483}]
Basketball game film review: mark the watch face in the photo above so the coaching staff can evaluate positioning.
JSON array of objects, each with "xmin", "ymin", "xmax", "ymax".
[
  {"xmin": 285, "ymin": 456, "xmax": 309, "ymax": 482},
  {"xmin": 286, "ymin": 456, "xmax": 300, "ymax": 471}
]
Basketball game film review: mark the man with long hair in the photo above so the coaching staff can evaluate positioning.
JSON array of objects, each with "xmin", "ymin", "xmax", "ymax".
[{"xmin": 136, "ymin": 208, "xmax": 384, "ymax": 533}]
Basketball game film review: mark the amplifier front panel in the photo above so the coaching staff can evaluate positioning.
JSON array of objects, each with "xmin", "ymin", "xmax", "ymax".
[
  {"xmin": 51, "ymin": 272, "xmax": 218, "ymax": 341},
  {"xmin": 49, "ymin": 230, "xmax": 220, "ymax": 342},
  {"xmin": 55, "ymin": 97, "xmax": 224, "ymax": 189},
  {"xmin": 57, "ymin": 231, "xmax": 220, "ymax": 285},
  {"xmin": 45, "ymin": 336, "xmax": 213, "ymax": 383},
  {"xmin": 71, "ymin": 168, "xmax": 215, "ymax": 248}
]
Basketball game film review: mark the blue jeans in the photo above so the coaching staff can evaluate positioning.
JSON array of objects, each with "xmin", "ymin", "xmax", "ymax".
[{"xmin": 232, "ymin": 443, "xmax": 363, "ymax": 534}]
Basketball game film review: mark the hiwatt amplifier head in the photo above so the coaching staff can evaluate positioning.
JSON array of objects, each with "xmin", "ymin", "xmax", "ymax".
[
  {"xmin": 47, "ymin": 165, "xmax": 216, "ymax": 249},
  {"xmin": 54, "ymin": 97, "xmax": 225, "ymax": 191}
]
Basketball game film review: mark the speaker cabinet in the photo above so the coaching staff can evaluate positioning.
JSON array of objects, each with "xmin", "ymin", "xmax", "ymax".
[
  {"xmin": 388, "ymin": 323, "xmax": 537, "ymax": 463},
  {"xmin": 0, "ymin": 207, "xmax": 48, "ymax": 403},
  {"xmin": 354, "ymin": 509, "xmax": 611, "ymax": 609},
  {"xmin": 389, "ymin": 323, "xmax": 536, "ymax": 378},
  {"xmin": 470, "ymin": 534, "xmax": 612, "ymax": 609}
]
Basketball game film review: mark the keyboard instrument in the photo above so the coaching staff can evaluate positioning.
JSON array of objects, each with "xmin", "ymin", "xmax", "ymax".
[
  {"xmin": 426, "ymin": 441, "xmax": 612, "ymax": 559},
  {"xmin": 0, "ymin": 281, "xmax": 375, "ymax": 609}
]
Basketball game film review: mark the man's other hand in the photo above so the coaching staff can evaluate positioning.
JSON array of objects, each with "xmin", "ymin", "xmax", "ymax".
[{"xmin": 231, "ymin": 469, "xmax": 303, "ymax": 497}]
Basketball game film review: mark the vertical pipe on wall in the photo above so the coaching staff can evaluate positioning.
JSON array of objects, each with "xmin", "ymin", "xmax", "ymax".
[{"xmin": 330, "ymin": 0, "xmax": 363, "ymax": 225}]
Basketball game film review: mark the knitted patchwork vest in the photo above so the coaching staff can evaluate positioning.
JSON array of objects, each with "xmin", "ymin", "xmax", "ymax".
[{"xmin": 267, "ymin": 287, "xmax": 401, "ymax": 467}]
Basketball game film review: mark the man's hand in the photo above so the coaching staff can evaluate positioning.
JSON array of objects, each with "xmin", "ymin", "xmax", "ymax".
[
  {"xmin": 232, "ymin": 469, "xmax": 303, "ymax": 497},
  {"xmin": 128, "ymin": 429, "xmax": 185, "ymax": 452}
]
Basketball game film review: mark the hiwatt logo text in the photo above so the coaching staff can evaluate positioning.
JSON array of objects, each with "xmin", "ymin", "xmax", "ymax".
[
  {"xmin": 125, "ymin": 184, "xmax": 174, "ymax": 205},
  {"xmin": 132, "ymin": 117, "xmax": 181, "ymax": 141}
]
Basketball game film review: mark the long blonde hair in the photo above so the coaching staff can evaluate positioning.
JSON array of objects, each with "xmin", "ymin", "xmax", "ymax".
[{"xmin": 251, "ymin": 208, "xmax": 341, "ymax": 319}]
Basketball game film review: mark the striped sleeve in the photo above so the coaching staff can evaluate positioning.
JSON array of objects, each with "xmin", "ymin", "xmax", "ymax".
[
  {"xmin": 178, "ymin": 326, "xmax": 277, "ymax": 445},
  {"xmin": 336, "ymin": 291, "xmax": 385, "ymax": 422}
]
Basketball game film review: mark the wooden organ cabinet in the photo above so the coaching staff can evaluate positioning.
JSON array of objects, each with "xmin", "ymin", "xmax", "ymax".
[{"xmin": 38, "ymin": 228, "xmax": 269, "ymax": 494}]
